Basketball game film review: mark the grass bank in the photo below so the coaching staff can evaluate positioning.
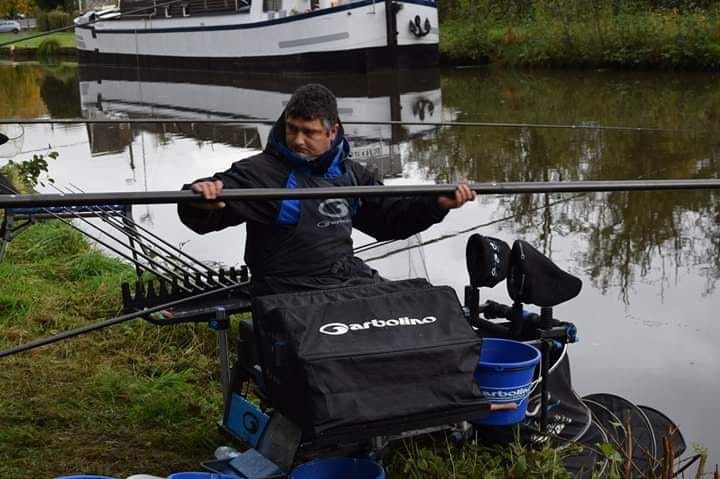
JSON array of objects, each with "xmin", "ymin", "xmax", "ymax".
[
  {"xmin": 440, "ymin": 8, "xmax": 720, "ymax": 70},
  {"xmin": 0, "ymin": 221, "xmax": 227, "ymax": 478},
  {"xmin": 0, "ymin": 31, "xmax": 76, "ymax": 58}
]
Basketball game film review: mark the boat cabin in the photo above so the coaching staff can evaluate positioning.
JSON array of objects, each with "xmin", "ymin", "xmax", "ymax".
[{"xmin": 118, "ymin": 0, "xmax": 360, "ymax": 19}]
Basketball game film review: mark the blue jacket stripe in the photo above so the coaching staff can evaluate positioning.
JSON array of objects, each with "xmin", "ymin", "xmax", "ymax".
[
  {"xmin": 276, "ymin": 171, "xmax": 301, "ymax": 224},
  {"xmin": 324, "ymin": 142, "xmax": 344, "ymax": 179}
]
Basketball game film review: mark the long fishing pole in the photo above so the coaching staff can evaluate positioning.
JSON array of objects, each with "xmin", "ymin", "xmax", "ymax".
[
  {"xmin": 0, "ymin": 118, "xmax": 672, "ymax": 133},
  {"xmin": 67, "ymin": 182, "xmax": 231, "ymax": 282},
  {"xmin": 0, "ymin": 281, "xmax": 248, "ymax": 359},
  {"xmin": 2, "ymin": 180, "xmax": 719, "ymax": 209}
]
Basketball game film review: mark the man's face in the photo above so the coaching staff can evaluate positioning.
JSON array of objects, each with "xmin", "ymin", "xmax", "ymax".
[{"xmin": 286, "ymin": 115, "xmax": 338, "ymax": 160}]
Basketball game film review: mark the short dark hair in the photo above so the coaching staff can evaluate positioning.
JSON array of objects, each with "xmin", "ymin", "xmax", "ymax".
[{"xmin": 285, "ymin": 83, "xmax": 338, "ymax": 131}]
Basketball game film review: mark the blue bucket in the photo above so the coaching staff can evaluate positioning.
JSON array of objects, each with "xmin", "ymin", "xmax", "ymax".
[
  {"xmin": 474, "ymin": 338, "xmax": 541, "ymax": 425},
  {"xmin": 290, "ymin": 457, "xmax": 385, "ymax": 479}
]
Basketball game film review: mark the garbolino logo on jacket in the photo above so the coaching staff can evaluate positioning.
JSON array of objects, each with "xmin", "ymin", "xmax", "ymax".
[{"xmin": 317, "ymin": 198, "xmax": 352, "ymax": 228}]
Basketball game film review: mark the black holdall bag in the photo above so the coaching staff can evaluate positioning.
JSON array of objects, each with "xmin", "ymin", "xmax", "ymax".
[{"xmin": 251, "ymin": 280, "xmax": 485, "ymax": 436}]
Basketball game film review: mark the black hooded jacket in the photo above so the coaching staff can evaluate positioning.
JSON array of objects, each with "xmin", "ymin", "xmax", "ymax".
[{"xmin": 178, "ymin": 115, "xmax": 447, "ymax": 293}]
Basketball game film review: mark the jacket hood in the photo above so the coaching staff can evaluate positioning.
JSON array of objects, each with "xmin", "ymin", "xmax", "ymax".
[{"xmin": 266, "ymin": 112, "xmax": 350, "ymax": 176}]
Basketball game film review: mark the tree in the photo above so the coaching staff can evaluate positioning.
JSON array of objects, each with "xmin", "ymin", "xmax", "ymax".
[
  {"xmin": 0, "ymin": 0, "xmax": 36, "ymax": 17},
  {"xmin": 35, "ymin": 0, "xmax": 64, "ymax": 11}
]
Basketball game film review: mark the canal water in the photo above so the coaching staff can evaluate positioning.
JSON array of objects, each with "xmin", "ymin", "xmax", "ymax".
[{"xmin": 2, "ymin": 61, "xmax": 719, "ymax": 466}]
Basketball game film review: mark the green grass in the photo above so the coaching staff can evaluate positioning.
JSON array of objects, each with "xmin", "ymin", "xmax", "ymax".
[
  {"xmin": 0, "ymin": 31, "xmax": 76, "ymax": 49},
  {"xmin": 385, "ymin": 433, "xmax": 593, "ymax": 479},
  {"xmin": 0, "ymin": 221, "xmax": 227, "ymax": 479},
  {"xmin": 440, "ymin": 8, "xmax": 720, "ymax": 70}
]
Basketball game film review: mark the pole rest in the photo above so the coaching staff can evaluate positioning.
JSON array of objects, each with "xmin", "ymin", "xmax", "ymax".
[
  {"xmin": 121, "ymin": 267, "xmax": 250, "ymax": 312},
  {"xmin": 462, "ymin": 286, "xmax": 578, "ymax": 344}
]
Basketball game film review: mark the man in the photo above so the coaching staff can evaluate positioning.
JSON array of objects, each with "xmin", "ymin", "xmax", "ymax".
[{"xmin": 179, "ymin": 83, "xmax": 475, "ymax": 295}]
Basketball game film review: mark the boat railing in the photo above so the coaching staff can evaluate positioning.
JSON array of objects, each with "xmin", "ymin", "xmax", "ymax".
[{"xmin": 120, "ymin": 0, "xmax": 248, "ymax": 17}]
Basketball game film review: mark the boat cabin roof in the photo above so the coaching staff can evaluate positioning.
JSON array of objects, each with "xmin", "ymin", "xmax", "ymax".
[{"xmin": 118, "ymin": 0, "xmax": 366, "ymax": 18}]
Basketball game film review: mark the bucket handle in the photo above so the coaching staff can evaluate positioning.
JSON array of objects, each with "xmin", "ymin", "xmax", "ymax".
[
  {"xmin": 486, "ymin": 377, "xmax": 542, "ymax": 407},
  {"xmin": 489, "ymin": 402, "xmax": 518, "ymax": 411}
]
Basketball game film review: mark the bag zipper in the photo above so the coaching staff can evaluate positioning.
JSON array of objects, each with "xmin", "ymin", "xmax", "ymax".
[{"xmin": 301, "ymin": 336, "xmax": 481, "ymax": 362}]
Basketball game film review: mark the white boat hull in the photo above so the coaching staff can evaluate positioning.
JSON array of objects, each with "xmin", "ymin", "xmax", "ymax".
[{"xmin": 75, "ymin": 0, "xmax": 438, "ymax": 71}]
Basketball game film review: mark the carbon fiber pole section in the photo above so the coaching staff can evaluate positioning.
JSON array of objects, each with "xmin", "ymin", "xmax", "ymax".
[{"xmin": 1, "ymin": 180, "xmax": 720, "ymax": 208}]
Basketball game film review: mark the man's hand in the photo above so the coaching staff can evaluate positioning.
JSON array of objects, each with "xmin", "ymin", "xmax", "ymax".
[
  {"xmin": 191, "ymin": 180, "xmax": 226, "ymax": 209},
  {"xmin": 437, "ymin": 182, "xmax": 476, "ymax": 210}
]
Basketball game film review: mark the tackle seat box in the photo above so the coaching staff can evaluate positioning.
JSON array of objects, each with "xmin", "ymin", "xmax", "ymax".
[{"xmin": 251, "ymin": 279, "xmax": 490, "ymax": 440}]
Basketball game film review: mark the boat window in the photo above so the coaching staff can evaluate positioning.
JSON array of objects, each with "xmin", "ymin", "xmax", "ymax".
[
  {"xmin": 235, "ymin": 0, "xmax": 250, "ymax": 11},
  {"xmin": 120, "ymin": 0, "xmax": 158, "ymax": 17},
  {"xmin": 263, "ymin": 0, "xmax": 281, "ymax": 11},
  {"xmin": 179, "ymin": 0, "xmax": 249, "ymax": 15}
]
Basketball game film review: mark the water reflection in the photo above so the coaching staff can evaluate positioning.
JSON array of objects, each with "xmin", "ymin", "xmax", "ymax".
[
  {"xmin": 425, "ymin": 69, "xmax": 720, "ymax": 301},
  {"xmin": 77, "ymin": 65, "xmax": 445, "ymax": 179}
]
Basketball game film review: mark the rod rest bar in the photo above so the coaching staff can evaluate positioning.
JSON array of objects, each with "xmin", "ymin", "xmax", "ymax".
[
  {"xmin": 472, "ymin": 300, "xmax": 577, "ymax": 343},
  {"xmin": 121, "ymin": 266, "xmax": 252, "ymax": 325},
  {"xmin": 7, "ymin": 204, "xmax": 128, "ymax": 215}
]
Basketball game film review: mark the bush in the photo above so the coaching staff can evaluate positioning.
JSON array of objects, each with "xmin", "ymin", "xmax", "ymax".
[
  {"xmin": 47, "ymin": 8, "xmax": 72, "ymax": 30},
  {"xmin": 35, "ymin": 10, "xmax": 48, "ymax": 31},
  {"xmin": 34, "ymin": 8, "xmax": 72, "ymax": 31},
  {"xmin": 440, "ymin": 4, "xmax": 720, "ymax": 70},
  {"xmin": 37, "ymin": 39, "xmax": 61, "ymax": 63}
]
